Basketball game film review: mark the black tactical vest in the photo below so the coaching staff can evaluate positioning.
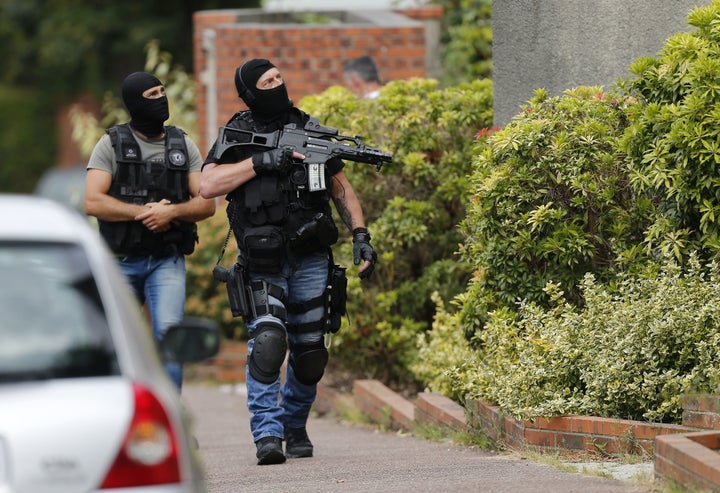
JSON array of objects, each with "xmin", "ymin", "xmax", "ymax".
[
  {"xmin": 99, "ymin": 124, "xmax": 198, "ymax": 257},
  {"xmin": 223, "ymin": 111, "xmax": 338, "ymax": 253}
]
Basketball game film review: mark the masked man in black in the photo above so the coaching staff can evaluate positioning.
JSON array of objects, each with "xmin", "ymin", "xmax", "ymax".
[
  {"xmin": 86, "ymin": 72, "xmax": 215, "ymax": 390},
  {"xmin": 200, "ymin": 59, "xmax": 376, "ymax": 465}
]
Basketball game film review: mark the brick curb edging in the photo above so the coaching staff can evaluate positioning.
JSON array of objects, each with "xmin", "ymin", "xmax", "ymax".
[
  {"xmin": 338, "ymin": 379, "xmax": 720, "ymax": 492},
  {"xmin": 655, "ymin": 431, "xmax": 720, "ymax": 491},
  {"xmin": 466, "ymin": 398, "xmax": 696, "ymax": 456}
]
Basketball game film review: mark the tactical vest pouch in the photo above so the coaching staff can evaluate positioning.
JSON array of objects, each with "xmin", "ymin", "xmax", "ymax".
[
  {"xmin": 99, "ymin": 220, "xmax": 137, "ymax": 254},
  {"xmin": 325, "ymin": 263, "xmax": 347, "ymax": 334},
  {"xmin": 290, "ymin": 212, "xmax": 339, "ymax": 255},
  {"xmin": 244, "ymin": 176, "xmax": 288, "ymax": 226},
  {"xmin": 242, "ymin": 225, "xmax": 285, "ymax": 274},
  {"xmin": 157, "ymin": 221, "xmax": 198, "ymax": 256}
]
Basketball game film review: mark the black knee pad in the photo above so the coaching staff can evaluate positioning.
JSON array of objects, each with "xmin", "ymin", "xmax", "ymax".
[
  {"xmin": 249, "ymin": 321, "xmax": 287, "ymax": 383},
  {"xmin": 289, "ymin": 341, "xmax": 329, "ymax": 385}
]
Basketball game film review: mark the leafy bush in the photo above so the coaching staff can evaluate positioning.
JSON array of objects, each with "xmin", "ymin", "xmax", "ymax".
[
  {"xmin": 458, "ymin": 87, "xmax": 652, "ymax": 341},
  {"xmin": 410, "ymin": 292, "xmax": 475, "ymax": 402},
  {"xmin": 621, "ymin": 0, "xmax": 720, "ymax": 261},
  {"xmin": 457, "ymin": 255, "xmax": 720, "ymax": 423},
  {"xmin": 421, "ymin": 2, "xmax": 720, "ymax": 425},
  {"xmin": 299, "ymin": 78, "xmax": 493, "ymax": 388}
]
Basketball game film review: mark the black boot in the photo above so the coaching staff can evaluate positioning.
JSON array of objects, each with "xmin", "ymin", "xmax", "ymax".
[
  {"xmin": 284, "ymin": 426, "xmax": 313, "ymax": 458},
  {"xmin": 255, "ymin": 437, "xmax": 286, "ymax": 465}
]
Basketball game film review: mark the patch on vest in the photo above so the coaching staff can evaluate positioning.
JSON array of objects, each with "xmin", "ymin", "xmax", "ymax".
[
  {"xmin": 168, "ymin": 148, "xmax": 187, "ymax": 167},
  {"xmin": 122, "ymin": 143, "xmax": 139, "ymax": 160}
]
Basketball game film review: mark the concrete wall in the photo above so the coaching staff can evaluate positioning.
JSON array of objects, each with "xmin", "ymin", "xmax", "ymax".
[{"xmin": 493, "ymin": 0, "xmax": 705, "ymax": 127}]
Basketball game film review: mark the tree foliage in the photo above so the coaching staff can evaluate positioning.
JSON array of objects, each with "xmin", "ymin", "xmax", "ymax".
[
  {"xmin": 0, "ymin": 85, "xmax": 56, "ymax": 192},
  {"xmin": 0, "ymin": 0, "xmax": 259, "ymax": 99},
  {"xmin": 434, "ymin": 0, "xmax": 492, "ymax": 86}
]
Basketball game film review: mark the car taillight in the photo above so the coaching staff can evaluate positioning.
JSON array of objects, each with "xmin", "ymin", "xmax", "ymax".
[{"xmin": 100, "ymin": 382, "xmax": 181, "ymax": 488}]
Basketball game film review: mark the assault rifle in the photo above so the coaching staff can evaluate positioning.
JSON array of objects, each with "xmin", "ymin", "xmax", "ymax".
[{"xmin": 213, "ymin": 117, "xmax": 392, "ymax": 190}]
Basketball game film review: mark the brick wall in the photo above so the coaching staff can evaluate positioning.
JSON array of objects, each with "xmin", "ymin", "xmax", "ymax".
[
  {"xmin": 192, "ymin": 8, "xmax": 437, "ymax": 153},
  {"xmin": 652, "ymin": 393, "xmax": 720, "ymax": 489},
  {"xmin": 682, "ymin": 394, "xmax": 720, "ymax": 430},
  {"xmin": 187, "ymin": 339, "xmax": 247, "ymax": 383}
]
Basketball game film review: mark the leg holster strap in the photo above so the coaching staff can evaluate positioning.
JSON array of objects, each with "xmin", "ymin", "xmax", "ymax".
[
  {"xmin": 286, "ymin": 319, "xmax": 325, "ymax": 334},
  {"xmin": 286, "ymin": 294, "xmax": 324, "ymax": 314},
  {"xmin": 249, "ymin": 279, "xmax": 286, "ymax": 320}
]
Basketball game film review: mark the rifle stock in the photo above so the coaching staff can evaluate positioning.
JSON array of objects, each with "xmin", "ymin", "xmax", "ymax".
[{"xmin": 213, "ymin": 117, "xmax": 392, "ymax": 171}]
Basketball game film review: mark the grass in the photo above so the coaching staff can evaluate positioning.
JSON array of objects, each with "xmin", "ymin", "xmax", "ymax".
[{"xmin": 410, "ymin": 420, "xmax": 497, "ymax": 449}]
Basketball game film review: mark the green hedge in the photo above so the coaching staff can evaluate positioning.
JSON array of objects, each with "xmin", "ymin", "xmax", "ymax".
[
  {"xmin": 446, "ymin": 256, "xmax": 720, "ymax": 423},
  {"xmin": 621, "ymin": 0, "xmax": 720, "ymax": 261},
  {"xmin": 416, "ymin": 1, "xmax": 720, "ymax": 424},
  {"xmin": 295, "ymin": 78, "xmax": 493, "ymax": 387},
  {"xmin": 458, "ymin": 87, "xmax": 652, "ymax": 342}
]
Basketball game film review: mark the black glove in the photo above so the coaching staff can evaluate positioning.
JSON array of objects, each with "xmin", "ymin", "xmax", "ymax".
[
  {"xmin": 252, "ymin": 147, "xmax": 293, "ymax": 175},
  {"xmin": 352, "ymin": 227, "xmax": 377, "ymax": 279}
]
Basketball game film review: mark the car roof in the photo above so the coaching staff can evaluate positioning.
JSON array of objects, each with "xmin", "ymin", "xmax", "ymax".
[{"xmin": 0, "ymin": 194, "xmax": 95, "ymax": 243}]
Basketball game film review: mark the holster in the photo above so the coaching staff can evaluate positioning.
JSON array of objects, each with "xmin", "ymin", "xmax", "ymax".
[
  {"xmin": 213, "ymin": 263, "xmax": 250, "ymax": 319},
  {"xmin": 325, "ymin": 263, "xmax": 347, "ymax": 333}
]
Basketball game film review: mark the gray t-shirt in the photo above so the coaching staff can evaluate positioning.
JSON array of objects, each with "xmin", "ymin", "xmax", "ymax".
[{"xmin": 87, "ymin": 128, "xmax": 203, "ymax": 176}]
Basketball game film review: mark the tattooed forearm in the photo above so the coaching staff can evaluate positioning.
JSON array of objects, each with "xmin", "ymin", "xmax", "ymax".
[
  {"xmin": 333, "ymin": 197, "xmax": 353, "ymax": 230},
  {"xmin": 330, "ymin": 171, "xmax": 366, "ymax": 232}
]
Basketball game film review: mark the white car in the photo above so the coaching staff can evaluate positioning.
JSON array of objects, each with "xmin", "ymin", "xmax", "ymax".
[{"xmin": 0, "ymin": 194, "xmax": 219, "ymax": 493}]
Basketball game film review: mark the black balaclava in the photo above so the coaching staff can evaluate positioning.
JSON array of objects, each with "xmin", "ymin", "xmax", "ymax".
[
  {"xmin": 122, "ymin": 72, "xmax": 169, "ymax": 138},
  {"xmin": 235, "ymin": 59, "xmax": 292, "ymax": 124}
]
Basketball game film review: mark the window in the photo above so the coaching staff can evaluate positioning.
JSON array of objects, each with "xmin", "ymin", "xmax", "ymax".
[{"xmin": 0, "ymin": 242, "xmax": 119, "ymax": 381}]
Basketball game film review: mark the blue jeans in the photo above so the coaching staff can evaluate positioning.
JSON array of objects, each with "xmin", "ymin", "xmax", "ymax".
[
  {"xmin": 117, "ymin": 254, "xmax": 187, "ymax": 390},
  {"xmin": 246, "ymin": 252, "xmax": 329, "ymax": 442}
]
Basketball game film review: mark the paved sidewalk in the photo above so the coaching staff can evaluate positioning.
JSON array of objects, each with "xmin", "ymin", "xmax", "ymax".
[{"xmin": 182, "ymin": 383, "xmax": 653, "ymax": 493}]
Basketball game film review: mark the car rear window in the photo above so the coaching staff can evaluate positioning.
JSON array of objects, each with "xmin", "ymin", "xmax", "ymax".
[{"xmin": 0, "ymin": 242, "xmax": 119, "ymax": 382}]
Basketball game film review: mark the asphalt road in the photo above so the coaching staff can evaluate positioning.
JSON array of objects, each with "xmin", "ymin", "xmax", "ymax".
[{"xmin": 182, "ymin": 383, "xmax": 653, "ymax": 493}]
